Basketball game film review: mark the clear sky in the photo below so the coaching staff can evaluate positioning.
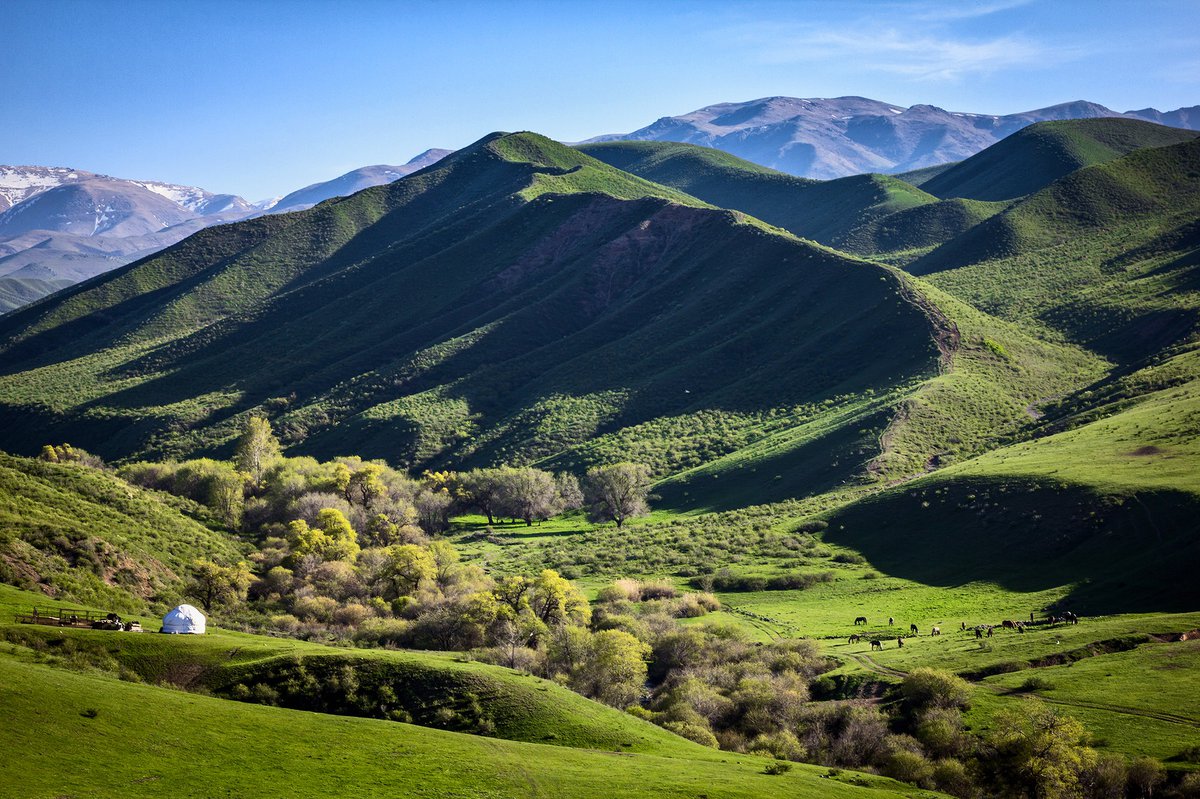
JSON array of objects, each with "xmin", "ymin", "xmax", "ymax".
[{"xmin": 4, "ymin": 0, "xmax": 1197, "ymax": 200}]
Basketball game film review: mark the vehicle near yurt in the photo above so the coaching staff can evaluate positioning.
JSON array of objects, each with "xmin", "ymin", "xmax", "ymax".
[{"xmin": 161, "ymin": 604, "xmax": 206, "ymax": 634}]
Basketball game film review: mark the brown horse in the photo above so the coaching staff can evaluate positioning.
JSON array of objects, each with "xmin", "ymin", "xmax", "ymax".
[
  {"xmin": 848, "ymin": 634, "xmax": 862, "ymax": 644},
  {"xmin": 910, "ymin": 623, "xmax": 919, "ymax": 635},
  {"xmin": 870, "ymin": 639, "xmax": 883, "ymax": 650},
  {"xmin": 854, "ymin": 616, "xmax": 868, "ymax": 626},
  {"xmin": 1002, "ymin": 620, "xmax": 1017, "ymax": 629}
]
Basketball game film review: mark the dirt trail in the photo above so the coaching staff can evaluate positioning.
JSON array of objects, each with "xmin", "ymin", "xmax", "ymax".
[{"xmin": 845, "ymin": 652, "xmax": 908, "ymax": 679}]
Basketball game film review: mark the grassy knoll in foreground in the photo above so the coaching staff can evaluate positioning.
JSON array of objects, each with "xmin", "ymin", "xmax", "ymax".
[{"xmin": 0, "ymin": 653, "xmax": 932, "ymax": 799}]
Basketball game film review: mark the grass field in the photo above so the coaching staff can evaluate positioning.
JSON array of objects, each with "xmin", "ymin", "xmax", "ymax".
[{"xmin": 0, "ymin": 655, "xmax": 933, "ymax": 799}]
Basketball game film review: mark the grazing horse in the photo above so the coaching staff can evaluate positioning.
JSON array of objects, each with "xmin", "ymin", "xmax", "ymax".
[
  {"xmin": 961, "ymin": 621, "xmax": 967, "ymax": 631},
  {"xmin": 854, "ymin": 616, "xmax": 868, "ymax": 626},
  {"xmin": 870, "ymin": 639, "xmax": 883, "ymax": 650},
  {"xmin": 975, "ymin": 627, "xmax": 983, "ymax": 639},
  {"xmin": 910, "ymin": 623, "xmax": 919, "ymax": 635},
  {"xmin": 931, "ymin": 626, "xmax": 941, "ymax": 636},
  {"xmin": 1002, "ymin": 620, "xmax": 1017, "ymax": 629},
  {"xmin": 986, "ymin": 626, "xmax": 994, "ymax": 638},
  {"xmin": 1017, "ymin": 622, "xmax": 1026, "ymax": 633},
  {"xmin": 897, "ymin": 637, "xmax": 904, "ymax": 648},
  {"xmin": 848, "ymin": 634, "xmax": 862, "ymax": 644},
  {"xmin": 888, "ymin": 616, "xmax": 895, "ymax": 626}
]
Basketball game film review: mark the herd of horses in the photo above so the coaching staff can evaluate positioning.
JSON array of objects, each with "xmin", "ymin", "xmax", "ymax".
[{"xmin": 848, "ymin": 611, "xmax": 1080, "ymax": 649}]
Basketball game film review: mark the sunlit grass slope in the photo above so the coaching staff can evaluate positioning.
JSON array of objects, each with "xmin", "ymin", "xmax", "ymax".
[{"xmin": 0, "ymin": 652, "xmax": 929, "ymax": 799}]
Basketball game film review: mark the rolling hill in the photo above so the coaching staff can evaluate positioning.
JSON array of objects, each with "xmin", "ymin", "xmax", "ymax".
[
  {"xmin": 920, "ymin": 118, "xmax": 1200, "ymax": 202},
  {"xmin": 0, "ymin": 130, "xmax": 964, "ymax": 506}
]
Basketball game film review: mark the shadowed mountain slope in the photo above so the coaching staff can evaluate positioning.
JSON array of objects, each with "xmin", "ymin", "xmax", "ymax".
[
  {"xmin": 0, "ymin": 132, "xmax": 953, "ymax": 506},
  {"xmin": 578, "ymin": 140, "xmax": 934, "ymax": 247},
  {"xmin": 921, "ymin": 118, "xmax": 1200, "ymax": 202}
]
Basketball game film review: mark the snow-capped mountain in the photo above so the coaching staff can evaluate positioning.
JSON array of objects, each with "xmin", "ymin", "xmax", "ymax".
[
  {"xmin": 588, "ymin": 97, "xmax": 1200, "ymax": 179},
  {"xmin": 0, "ymin": 147, "xmax": 453, "ymax": 313}
]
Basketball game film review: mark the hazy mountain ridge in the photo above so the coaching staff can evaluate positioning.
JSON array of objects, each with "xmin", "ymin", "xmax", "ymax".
[
  {"xmin": 0, "ymin": 149, "xmax": 451, "ymax": 312},
  {"xmin": 271, "ymin": 148, "xmax": 453, "ymax": 212},
  {"xmin": 589, "ymin": 96, "xmax": 1200, "ymax": 179}
]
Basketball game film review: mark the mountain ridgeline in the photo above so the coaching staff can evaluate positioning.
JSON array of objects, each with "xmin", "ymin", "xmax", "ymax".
[
  {"xmin": 0, "ymin": 120, "xmax": 1198, "ymax": 538},
  {"xmin": 0, "ymin": 132, "xmax": 948, "ymax": 505}
]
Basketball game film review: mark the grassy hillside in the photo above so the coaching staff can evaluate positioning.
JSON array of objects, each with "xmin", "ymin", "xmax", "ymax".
[
  {"xmin": 912, "ymin": 137, "xmax": 1200, "ymax": 364},
  {"xmin": 578, "ymin": 140, "xmax": 936, "ymax": 247},
  {"xmin": 0, "ymin": 453, "xmax": 241, "ymax": 613},
  {"xmin": 0, "ymin": 646, "xmax": 922, "ymax": 799},
  {"xmin": 922, "ymin": 118, "xmax": 1199, "ymax": 201},
  {"xmin": 0, "ymin": 131, "xmax": 949, "ymax": 511}
]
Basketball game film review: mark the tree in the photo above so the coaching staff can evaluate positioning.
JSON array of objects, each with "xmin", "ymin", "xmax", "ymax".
[
  {"xmin": 555, "ymin": 472, "xmax": 584, "ymax": 512},
  {"xmin": 387, "ymin": 544, "xmax": 436, "ymax": 597},
  {"xmin": 287, "ymin": 508, "xmax": 359, "ymax": 562},
  {"xmin": 980, "ymin": 700, "xmax": 1097, "ymax": 799},
  {"xmin": 459, "ymin": 468, "xmax": 504, "ymax": 524},
  {"xmin": 187, "ymin": 559, "xmax": 252, "ymax": 613},
  {"xmin": 496, "ymin": 467, "xmax": 561, "ymax": 526},
  {"xmin": 572, "ymin": 629, "xmax": 650, "ymax": 708},
  {"xmin": 346, "ymin": 463, "xmax": 386, "ymax": 511},
  {"xmin": 900, "ymin": 667, "xmax": 971, "ymax": 713},
  {"xmin": 584, "ymin": 463, "xmax": 652, "ymax": 528},
  {"xmin": 428, "ymin": 539, "xmax": 461, "ymax": 587},
  {"xmin": 235, "ymin": 417, "xmax": 281, "ymax": 482},
  {"xmin": 528, "ymin": 569, "xmax": 590, "ymax": 627}
]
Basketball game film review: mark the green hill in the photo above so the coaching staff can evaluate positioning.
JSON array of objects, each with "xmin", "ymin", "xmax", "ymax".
[
  {"xmin": 911, "ymin": 136, "xmax": 1200, "ymax": 363},
  {"xmin": 578, "ymin": 140, "xmax": 936, "ymax": 247},
  {"xmin": 921, "ymin": 118, "xmax": 1199, "ymax": 201},
  {"xmin": 0, "ymin": 651, "xmax": 919, "ymax": 799},
  {"xmin": 0, "ymin": 453, "xmax": 241, "ymax": 612},
  {"xmin": 0, "ymin": 131, "xmax": 951, "ymax": 508}
]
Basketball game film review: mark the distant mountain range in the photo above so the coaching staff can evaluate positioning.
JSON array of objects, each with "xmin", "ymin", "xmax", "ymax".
[
  {"xmin": 270, "ymin": 149, "xmax": 453, "ymax": 213},
  {"xmin": 587, "ymin": 96, "xmax": 1200, "ymax": 179},
  {"xmin": 0, "ymin": 149, "xmax": 451, "ymax": 312}
]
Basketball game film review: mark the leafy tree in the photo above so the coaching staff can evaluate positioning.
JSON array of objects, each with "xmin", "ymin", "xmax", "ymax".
[
  {"xmin": 528, "ymin": 569, "xmax": 590, "ymax": 627},
  {"xmin": 497, "ymin": 467, "xmax": 561, "ymax": 526},
  {"xmin": 428, "ymin": 539, "xmax": 460, "ymax": 587},
  {"xmin": 584, "ymin": 463, "xmax": 652, "ymax": 528},
  {"xmin": 387, "ymin": 544, "xmax": 436, "ymax": 597},
  {"xmin": 459, "ymin": 468, "xmax": 504, "ymax": 524},
  {"xmin": 572, "ymin": 629, "xmax": 650, "ymax": 708},
  {"xmin": 187, "ymin": 559, "xmax": 252, "ymax": 613},
  {"xmin": 900, "ymin": 667, "xmax": 971, "ymax": 712},
  {"xmin": 235, "ymin": 417, "xmax": 281, "ymax": 482},
  {"xmin": 346, "ymin": 463, "xmax": 386, "ymax": 510},
  {"xmin": 979, "ymin": 700, "xmax": 1097, "ymax": 799},
  {"xmin": 415, "ymin": 488, "xmax": 452, "ymax": 533},
  {"xmin": 287, "ymin": 508, "xmax": 358, "ymax": 562}
]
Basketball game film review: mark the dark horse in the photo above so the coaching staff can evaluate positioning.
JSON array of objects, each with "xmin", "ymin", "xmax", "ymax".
[
  {"xmin": 910, "ymin": 623, "xmax": 919, "ymax": 635},
  {"xmin": 854, "ymin": 616, "xmax": 868, "ymax": 626},
  {"xmin": 870, "ymin": 639, "xmax": 883, "ymax": 650}
]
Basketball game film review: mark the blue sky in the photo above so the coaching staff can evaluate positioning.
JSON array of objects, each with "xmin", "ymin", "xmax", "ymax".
[{"xmin": 5, "ymin": 0, "xmax": 1197, "ymax": 200}]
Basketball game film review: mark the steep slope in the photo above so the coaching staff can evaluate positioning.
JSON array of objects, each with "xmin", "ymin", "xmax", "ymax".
[
  {"xmin": 822, "ymin": 344, "xmax": 1200, "ymax": 613},
  {"xmin": 921, "ymin": 118, "xmax": 1199, "ymax": 201},
  {"xmin": 578, "ymin": 140, "xmax": 935, "ymax": 247},
  {"xmin": 0, "ymin": 276, "xmax": 73, "ymax": 313},
  {"xmin": 910, "ymin": 137, "xmax": 1200, "ymax": 363},
  {"xmin": 0, "ymin": 453, "xmax": 242, "ymax": 612},
  {"xmin": 272, "ymin": 148, "xmax": 454, "ymax": 212},
  {"xmin": 588, "ymin": 96, "xmax": 1200, "ymax": 179},
  {"xmin": 0, "ymin": 131, "xmax": 949, "ymax": 508}
]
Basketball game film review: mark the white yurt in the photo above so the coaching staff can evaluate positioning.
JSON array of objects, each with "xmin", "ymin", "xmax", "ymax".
[{"xmin": 161, "ymin": 604, "xmax": 206, "ymax": 634}]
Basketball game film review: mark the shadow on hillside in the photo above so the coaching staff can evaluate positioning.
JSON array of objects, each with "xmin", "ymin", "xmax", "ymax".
[{"xmin": 823, "ymin": 476, "xmax": 1200, "ymax": 615}]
